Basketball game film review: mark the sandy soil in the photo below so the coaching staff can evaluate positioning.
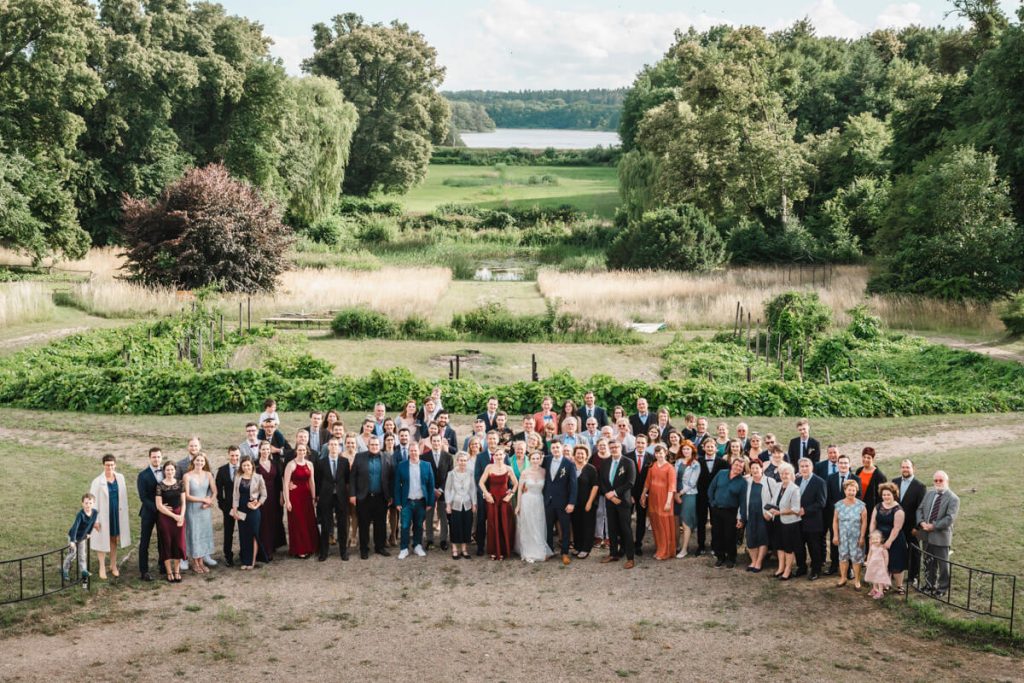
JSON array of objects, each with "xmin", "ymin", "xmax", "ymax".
[
  {"xmin": 0, "ymin": 326, "xmax": 90, "ymax": 352},
  {"xmin": 925, "ymin": 336, "xmax": 1024, "ymax": 364}
]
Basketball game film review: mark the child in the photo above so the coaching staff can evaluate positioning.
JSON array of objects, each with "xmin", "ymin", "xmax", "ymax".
[
  {"xmin": 258, "ymin": 398, "xmax": 280, "ymax": 429},
  {"xmin": 864, "ymin": 530, "xmax": 891, "ymax": 599},
  {"xmin": 63, "ymin": 493, "xmax": 99, "ymax": 582}
]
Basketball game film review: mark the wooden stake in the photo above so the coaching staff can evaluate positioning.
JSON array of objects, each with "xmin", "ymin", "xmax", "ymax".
[
  {"xmin": 825, "ymin": 366, "xmax": 831, "ymax": 386},
  {"xmin": 746, "ymin": 366, "xmax": 752, "ymax": 382}
]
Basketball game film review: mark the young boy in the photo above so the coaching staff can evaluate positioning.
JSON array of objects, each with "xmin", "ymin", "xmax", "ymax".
[
  {"xmin": 259, "ymin": 398, "xmax": 280, "ymax": 429},
  {"xmin": 63, "ymin": 493, "xmax": 99, "ymax": 582}
]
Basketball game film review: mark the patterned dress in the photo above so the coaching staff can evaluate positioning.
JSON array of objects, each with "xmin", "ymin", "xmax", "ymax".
[
  {"xmin": 836, "ymin": 498, "xmax": 866, "ymax": 563},
  {"xmin": 185, "ymin": 475, "xmax": 215, "ymax": 559}
]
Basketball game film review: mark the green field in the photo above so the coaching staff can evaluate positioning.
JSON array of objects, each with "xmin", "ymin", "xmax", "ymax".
[{"xmin": 400, "ymin": 164, "xmax": 620, "ymax": 217}]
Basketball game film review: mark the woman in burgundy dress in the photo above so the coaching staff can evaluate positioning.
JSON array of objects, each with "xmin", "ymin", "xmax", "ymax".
[
  {"xmin": 155, "ymin": 461, "xmax": 186, "ymax": 582},
  {"xmin": 256, "ymin": 441, "xmax": 286, "ymax": 561},
  {"xmin": 283, "ymin": 443, "xmax": 319, "ymax": 558},
  {"xmin": 478, "ymin": 454, "xmax": 518, "ymax": 560}
]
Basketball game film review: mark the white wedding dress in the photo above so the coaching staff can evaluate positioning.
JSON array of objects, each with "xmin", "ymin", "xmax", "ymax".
[{"xmin": 517, "ymin": 472, "xmax": 553, "ymax": 562}]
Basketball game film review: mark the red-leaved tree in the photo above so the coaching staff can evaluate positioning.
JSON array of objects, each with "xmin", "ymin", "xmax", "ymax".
[{"xmin": 120, "ymin": 164, "xmax": 292, "ymax": 292}]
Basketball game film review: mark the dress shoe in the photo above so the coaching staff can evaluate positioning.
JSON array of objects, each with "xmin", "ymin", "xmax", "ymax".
[
  {"xmin": 822, "ymin": 567, "xmax": 836, "ymax": 576},
  {"xmin": 376, "ymin": 548, "xmax": 391, "ymax": 557},
  {"xmin": 792, "ymin": 568, "xmax": 807, "ymax": 578},
  {"xmin": 360, "ymin": 551, "xmax": 369, "ymax": 560},
  {"xmin": 693, "ymin": 549, "xmax": 704, "ymax": 557},
  {"xmin": 725, "ymin": 562, "xmax": 735, "ymax": 569},
  {"xmin": 601, "ymin": 555, "xmax": 620, "ymax": 564},
  {"xmin": 140, "ymin": 573, "xmax": 154, "ymax": 582},
  {"xmin": 562, "ymin": 555, "xmax": 571, "ymax": 566},
  {"xmin": 635, "ymin": 547, "xmax": 644, "ymax": 556},
  {"xmin": 318, "ymin": 554, "xmax": 327, "ymax": 562},
  {"xmin": 809, "ymin": 572, "xmax": 820, "ymax": 581},
  {"xmin": 440, "ymin": 541, "xmax": 448, "ymax": 551},
  {"xmin": 476, "ymin": 548, "xmax": 484, "ymax": 557},
  {"xmin": 340, "ymin": 551, "xmax": 349, "ymax": 561},
  {"xmin": 224, "ymin": 558, "xmax": 234, "ymax": 567},
  {"xmin": 624, "ymin": 560, "xmax": 635, "ymax": 569},
  {"xmin": 714, "ymin": 559, "xmax": 725, "ymax": 568}
]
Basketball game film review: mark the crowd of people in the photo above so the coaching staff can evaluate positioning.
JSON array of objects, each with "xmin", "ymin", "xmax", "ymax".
[{"xmin": 66, "ymin": 391, "xmax": 961, "ymax": 599}]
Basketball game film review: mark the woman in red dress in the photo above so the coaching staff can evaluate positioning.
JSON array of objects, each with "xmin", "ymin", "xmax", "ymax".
[
  {"xmin": 283, "ymin": 443, "xmax": 319, "ymax": 558},
  {"xmin": 478, "ymin": 453, "xmax": 518, "ymax": 560}
]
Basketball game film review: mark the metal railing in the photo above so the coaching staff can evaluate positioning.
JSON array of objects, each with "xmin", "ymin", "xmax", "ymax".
[
  {"xmin": 0, "ymin": 541, "xmax": 91, "ymax": 605},
  {"xmin": 906, "ymin": 543, "xmax": 1018, "ymax": 635}
]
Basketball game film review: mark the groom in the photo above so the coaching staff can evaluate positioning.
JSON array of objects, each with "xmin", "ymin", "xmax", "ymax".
[{"xmin": 542, "ymin": 442, "xmax": 578, "ymax": 565}]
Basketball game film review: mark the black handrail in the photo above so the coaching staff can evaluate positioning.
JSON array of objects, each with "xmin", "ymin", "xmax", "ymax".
[
  {"xmin": 906, "ymin": 544, "xmax": 1017, "ymax": 635},
  {"xmin": 0, "ymin": 540, "xmax": 91, "ymax": 605}
]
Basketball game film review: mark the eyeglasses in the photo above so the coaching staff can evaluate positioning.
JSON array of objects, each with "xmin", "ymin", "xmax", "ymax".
[{"xmin": 933, "ymin": 479, "xmax": 945, "ymax": 483}]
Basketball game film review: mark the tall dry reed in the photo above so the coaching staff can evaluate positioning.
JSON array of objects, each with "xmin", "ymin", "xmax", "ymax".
[{"xmin": 0, "ymin": 282, "xmax": 56, "ymax": 327}]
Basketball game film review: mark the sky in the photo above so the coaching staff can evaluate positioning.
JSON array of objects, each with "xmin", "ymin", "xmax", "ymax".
[{"xmin": 215, "ymin": 0, "xmax": 1019, "ymax": 90}]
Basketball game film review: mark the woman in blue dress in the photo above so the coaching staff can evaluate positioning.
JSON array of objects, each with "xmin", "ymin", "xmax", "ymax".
[
  {"xmin": 833, "ymin": 479, "xmax": 868, "ymax": 590},
  {"xmin": 742, "ymin": 460, "xmax": 773, "ymax": 572},
  {"xmin": 183, "ymin": 453, "xmax": 217, "ymax": 574},
  {"xmin": 870, "ymin": 483, "xmax": 908, "ymax": 595}
]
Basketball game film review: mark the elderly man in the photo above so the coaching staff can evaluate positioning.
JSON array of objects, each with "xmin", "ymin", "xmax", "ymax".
[{"xmin": 915, "ymin": 470, "xmax": 960, "ymax": 597}]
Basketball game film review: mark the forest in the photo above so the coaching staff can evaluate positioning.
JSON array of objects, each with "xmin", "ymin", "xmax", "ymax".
[{"xmin": 445, "ymin": 89, "xmax": 625, "ymax": 130}]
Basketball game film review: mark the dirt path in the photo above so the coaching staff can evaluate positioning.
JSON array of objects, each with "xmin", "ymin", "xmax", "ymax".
[
  {"xmin": 924, "ymin": 335, "xmax": 1024, "ymax": 364},
  {"xmin": 0, "ymin": 326, "xmax": 90, "ymax": 352},
  {"xmin": 1, "ymin": 550, "xmax": 1019, "ymax": 681},
  {"xmin": 841, "ymin": 421, "xmax": 1024, "ymax": 464}
]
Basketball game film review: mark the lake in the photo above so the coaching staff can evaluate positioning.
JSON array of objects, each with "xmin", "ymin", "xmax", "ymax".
[{"xmin": 460, "ymin": 128, "xmax": 620, "ymax": 150}]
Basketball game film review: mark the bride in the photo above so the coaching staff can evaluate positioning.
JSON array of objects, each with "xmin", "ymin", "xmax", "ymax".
[{"xmin": 515, "ymin": 451, "xmax": 553, "ymax": 563}]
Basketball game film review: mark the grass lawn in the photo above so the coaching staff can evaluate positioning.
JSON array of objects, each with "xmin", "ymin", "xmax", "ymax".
[
  {"xmin": 400, "ymin": 164, "xmax": 620, "ymax": 217},
  {"xmin": 430, "ymin": 280, "xmax": 548, "ymax": 323}
]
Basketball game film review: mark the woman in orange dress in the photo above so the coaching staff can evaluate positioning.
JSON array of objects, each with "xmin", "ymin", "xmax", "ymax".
[{"xmin": 641, "ymin": 444, "xmax": 677, "ymax": 560}]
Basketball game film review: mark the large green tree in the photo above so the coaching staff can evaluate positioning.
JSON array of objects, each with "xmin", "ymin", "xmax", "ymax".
[{"xmin": 303, "ymin": 13, "xmax": 449, "ymax": 196}]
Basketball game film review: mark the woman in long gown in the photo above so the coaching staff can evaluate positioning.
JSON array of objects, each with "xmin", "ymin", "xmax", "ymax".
[
  {"xmin": 183, "ymin": 453, "xmax": 217, "ymax": 574},
  {"xmin": 570, "ymin": 445, "xmax": 599, "ymax": 559},
  {"xmin": 155, "ymin": 461, "xmax": 186, "ymax": 582},
  {"xmin": 514, "ymin": 451, "xmax": 552, "ymax": 562},
  {"xmin": 641, "ymin": 444, "xmax": 676, "ymax": 560},
  {"xmin": 256, "ymin": 441, "xmax": 286, "ymax": 561},
  {"xmin": 479, "ymin": 449, "xmax": 518, "ymax": 560},
  {"xmin": 283, "ymin": 443, "xmax": 319, "ymax": 558}
]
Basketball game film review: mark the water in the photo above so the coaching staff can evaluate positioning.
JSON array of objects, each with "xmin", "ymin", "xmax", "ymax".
[
  {"xmin": 460, "ymin": 128, "xmax": 620, "ymax": 150},
  {"xmin": 473, "ymin": 267, "xmax": 525, "ymax": 282}
]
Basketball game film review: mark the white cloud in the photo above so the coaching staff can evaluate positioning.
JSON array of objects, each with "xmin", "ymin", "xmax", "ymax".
[
  {"xmin": 268, "ymin": 34, "xmax": 313, "ymax": 75},
  {"xmin": 804, "ymin": 0, "xmax": 864, "ymax": 38},
  {"xmin": 874, "ymin": 3, "xmax": 926, "ymax": 29}
]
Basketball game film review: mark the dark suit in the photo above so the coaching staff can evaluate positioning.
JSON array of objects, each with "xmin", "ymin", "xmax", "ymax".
[
  {"xmin": 423, "ymin": 449, "xmax": 453, "ymax": 544},
  {"xmin": 794, "ymin": 473, "xmax": 827, "ymax": 573},
  {"xmin": 814, "ymin": 459, "xmax": 839, "ymax": 481},
  {"xmin": 896, "ymin": 476, "xmax": 927, "ymax": 583},
  {"xmin": 788, "ymin": 436, "xmax": 822, "ymax": 464},
  {"xmin": 303, "ymin": 426, "xmax": 330, "ymax": 458},
  {"xmin": 315, "ymin": 456, "xmax": 350, "ymax": 559},
  {"xmin": 598, "ymin": 457, "xmax": 636, "ymax": 560},
  {"xmin": 474, "ymin": 451, "xmax": 492, "ymax": 553},
  {"xmin": 137, "ymin": 467, "xmax": 161, "ymax": 575},
  {"xmin": 477, "ymin": 412, "xmax": 500, "ymax": 433},
  {"xmin": 626, "ymin": 450, "xmax": 653, "ymax": 552},
  {"xmin": 695, "ymin": 454, "xmax": 729, "ymax": 552},
  {"xmin": 215, "ymin": 463, "xmax": 239, "ymax": 564},
  {"xmin": 350, "ymin": 451, "xmax": 394, "ymax": 554},
  {"xmin": 440, "ymin": 425, "xmax": 458, "ymax": 455},
  {"xmin": 629, "ymin": 413, "xmax": 656, "ymax": 440},
  {"xmin": 578, "ymin": 404, "xmax": 608, "ymax": 429},
  {"xmin": 541, "ymin": 455, "xmax": 579, "ymax": 555},
  {"xmin": 824, "ymin": 471, "xmax": 860, "ymax": 570}
]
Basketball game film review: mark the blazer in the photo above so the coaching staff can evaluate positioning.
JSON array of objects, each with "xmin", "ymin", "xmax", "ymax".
[
  {"xmin": 440, "ymin": 426, "xmax": 458, "ymax": 455},
  {"xmin": 232, "ymin": 474, "xmax": 268, "ymax": 510},
  {"xmin": 787, "ymin": 436, "xmax": 822, "ymax": 464},
  {"xmin": 215, "ymin": 463, "xmax": 239, "ymax": 513},
  {"xmin": 394, "ymin": 459, "xmax": 436, "ymax": 508},
  {"xmin": 743, "ymin": 477, "xmax": 779, "ymax": 523},
  {"xmin": 302, "ymin": 426, "xmax": 330, "ymax": 453},
  {"xmin": 625, "ymin": 449, "xmax": 653, "ymax": 500},
  {"xmin": 814, "ymin": 459, "xmax": 840, "ymax": 480},
  {"xmin": 628, "ymin": 413, "xmax": 656, "ymax": 439},
  {"xmin": 314, "ymin": 456, "xmax": 351, "ymax": 506},
  {"xmin": 915, "ymin": 489, "xmax": 960, "ymax": 547},
  {"xmin": 477, "ymin": 411, "xmax": 500, "ymax": 433},
  {"xmin": 578, "ymin": 404, "xmax": 608, "ymax": 429},
  {"xmin": 826, "ymin": 471, "xmax": 860, "ymax": 508},
  {"xmin": 351, "ymin": 451, "xmax": 395, "ymax": 502},
  {"xmin": 137, "ymin": 467, "xmax": 160, "ymax": 520},
  {"xmin": 598, "ymin": 456, "xmax": 636, "ymax": 505},
  {"xmin": 423, "ymin": 449, "xmax": 454, "ymax": 497},
  {"xmin": 540, "ymin": 455, "xmax": 579, "ymax": 508},
  {"xmin": 765, "ymin": 482, "xmax": 802, "ymax": 525},
  {"xmin": 444, "ymin": 470, "xmax": 476, "ymax": 511},
  {"xmin": 696, "ymin": 455, "xmax": 729, "ymax": 496},
  {"xmin": 794, "ymin": 473, "xmax": 828, "ymax": 533},
  {"xmin": 238, "ymin": 441, "xmax": 261, "ymax": 461},
  {"xmin": 854, "ymin": 466, "xmax": 887, "ymax": 513},
  {"xmin": 895, "ymin": 477, "xmax": 927, "ymax": 539}
]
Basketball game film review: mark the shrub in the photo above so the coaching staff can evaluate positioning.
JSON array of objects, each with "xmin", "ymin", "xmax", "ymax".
[
  {"xmin": 607, "ymin": 204, "xmax": 726, "ymax": 271},
  {"xmin": 846, "ymin": 305, "xmax": 883, "ymax": 340},
  {"xmin": 120, "ymin": 164, "xmax": 292, "ymax": 292},
  {"xmin": 335, "ymin": 195, "xmax": 403, "ymax": 216},
  {"xmin": 330, "ymin": 308, "xmax": 396, "ymax": 338},
  {"xmin": 999, "ymin": 292, "xmax": 1024, "ymax": 336},
  {"xmin": 354, "ymin": 215, "xmax": 397, "ymax": 244},
  {"xmin": 764, "ymin": 291, "xmax": 832, "ymax": 344},
  {"xmin": 305, "ymin": 214, "xmax": 350, "ymax": 246}
]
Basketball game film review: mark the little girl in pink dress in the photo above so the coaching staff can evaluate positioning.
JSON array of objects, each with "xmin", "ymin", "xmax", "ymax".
[{"xmin": 864, "ymin": 530, "xmax": 891, "ymax": 599}]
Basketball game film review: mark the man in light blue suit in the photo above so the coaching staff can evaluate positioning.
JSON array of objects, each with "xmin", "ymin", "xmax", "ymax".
[{"xmin": 393, "ymin": 442, "xmax": 435, "ymax": 559}]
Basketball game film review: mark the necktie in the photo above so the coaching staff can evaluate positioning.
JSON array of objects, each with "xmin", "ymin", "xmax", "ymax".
[
  {"xmin": 928, "ymin": 492, "xmax": 943, "ymax": 522},
  {"xmin": 403, "ymin": 447, "xmax": 408, "ymax": 460},
  {"xmin": 230, "ymin": 466, "xmax": 235, "ymax": 480},
  {"xmin": 801, "ymin": 441, "xmax": 806, "ymax": 458},
  {"xmin": 610, "ymin": 459, "xmax": 619, "ymax": 484},
  {"xmin": 331, "ymin": 459, "xmax": 337, "ymax": 479}
]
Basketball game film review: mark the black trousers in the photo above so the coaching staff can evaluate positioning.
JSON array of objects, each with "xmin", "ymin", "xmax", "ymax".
[
  {"xmin": 710, "ymin": 507, "xmax": 738, "ymax": 561},
  {"xmin": 546, "ymin": 503, "xmax": 572, "ymax": 555},
  {"xmin": 357, "ymin": 493, "xmax": 387, "ymax": 553},
  {"xmin": 220, "ymin": 508, "xmax": 236, "ymax": 562},
  {"xmin": 906, "ymin": 533, "xmax": 921, "ymax": 582},
  {"xmin": 696, "ymin": 494, "xmax": 711, "ymax": 550},
  {"xmin": 796, "ymin": 527, "xmax": 824, "ymax": 571},
  {"xmin": 138, "ymin": 513, "xmax": 160, "ymax": 575},
  {"xmin": 571, "ymin": 504, "xmax": 596, "ymax": 554},
  {"xmin": 475, "ymin": 498, "xmax": 488, "ymax": 553},
  {"xmin": 318, "ymin": 494, "xmax": 349, "ymax": 558},
  {"xmin": 633, "ymin": 499, "xmax": 648, "ymax": 550},
  {"xmin": 607, "ymin": 498, "xmax": 635, "ymax": 560}
]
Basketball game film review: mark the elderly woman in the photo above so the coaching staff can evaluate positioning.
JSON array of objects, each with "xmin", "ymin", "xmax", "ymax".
[
  {"xmin": 834, "ymin": 478, "xmax": 868, "ymax": 590},
  {"xmin": 763, "ymin": 462, "xmax": 801, "ymax": 580},
  {"xmin": 445, "ymin": 452, "xmax": 477, "ymax": 560},
  {"xmin": 870, "ymin": 482, "xmax": 908, "ymax": 594},
  {"xmin": 89, "ymin": 454, "xmax": 131, "ymax": 580},
  {"xmin": 745, "ymin": 433, "xmax": 763, "ymax": 462},
  {"xmin": 742, "ymin": 460, "xmax": 774, "ymax": 572}
]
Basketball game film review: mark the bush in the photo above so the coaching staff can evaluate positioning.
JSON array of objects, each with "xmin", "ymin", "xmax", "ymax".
[
  {"xmin": 764, "ymin": 291, "xmax": 832, "ymax": 344},
  {"xmin": 607, "ymin": 204, "xmax": 726, "ymax": 271},
  {"xmin": 846, "ymin": 305, "xmax": 882, "ymax": 340},
  {"xmin": 727, "ymin": 217, "xmax": 823, "ymax": 264},
  {"xmin": 330, "ymin": 308, "xmax": 396, "ymax": 338},
  {"xmin": 354, "ymin": 215, "xmax": 397, "ymax": 244},
  {"xmin": 305, "ymin": 214, "xmax": 350, "ymax": 246},
  {"xmin": 120, "ymin": 164, "xmax": 292, "ymax": 292},
  {"xmin": 998, "ymin": 291, "xmax": 1024, "ymax": 336},
  {"xmin": 335, "ymin": 196, "xmax": 403, "ymax": 216}
]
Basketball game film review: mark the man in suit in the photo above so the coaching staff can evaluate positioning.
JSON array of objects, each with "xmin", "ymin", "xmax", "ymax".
[
  {"xmin": 512, "ymin": 415, "xmax": 537, "ymax": 443},
  {"xmin": 372, "ymin": 402, "xmax": 387, "ymax": 438},
  {"xmin": 580, "ymin": 391, "xmax": 608, "ymax": 429},
  {"xmin": 176, "ymin": 436, "xmax": 202, "ymax": 478},
  {"xmin": 628, "ymin": 397, "xmax": 655, "ymax": 440},
  {"xmin": 735, "ymin": 422, "xmax": 750, "ymax": 453},
  {"xmin": 895, "ymin": 458, "xmax": 927, "ymax": 585},
  {"xmin": 350, "ymin": 435, "xmax": 394, "ymax": 559},
  {"xmin": 557, "ymin": 416, "xmax": 580, "ymax": 450},
  {"xmin": 477, "ymin": 397, "xmax": 500, "ymax": 433},
  {"xmin": 823, "ymin": 453, "xmax": 859, "ymax": 575},
  {"xmin": 474, "ymin": 446, "xmax": 492, "ymax": 556},
  {"xmin": 215, "ymin": 446, "xmax": 241, "ymax": 566},
  {"xmin": 422, "ymin": 433, "xmax": 453, "ymax": 550},
  {"xmin": 394, "ymin": 427, "xmax": 413, "ymax": 465},
  {"xmin": 258, "ymin": 418, "xmax": 289, "ymax": 458},
  {"xmin": 436, "ymin": 411, "xmax": 458, "ymax": 455},
  {"xmin": 626, "ymin": 434, "xmax": 653, "ymax": 555},
  {"xmin": 915, "ymin": 470, "xmax": 960, "ymax": 597},
  {"xmin": 239, "ymin": 423, "xmax": 261, "ymax": 460},
  {"xmin": 315, "ymin": 438, "xmax": 350, "ymax": 561},
  {"xmin": 599, "ymin": 440, "xmax": 637, "ymax": 569},
  {"xmin": 695, "ymin": 438, "xmax": 728, "ymax": 556},
  {"xmin": 463, "ymin": 418, "xmax": 487, "ymax": 451},
  {"xmin": 787, "ymin": 418, "xmax": 821, "ymax": 464},
  {"xmin": 579, "ymin": 416, "xmax": 602, "ymax": 453},
  {"xmin": 393, "ymin": 442, "xmax": 435, "ymax": 559},
  {"xmin": 814, "ymin": 444, "xmax": 840, "ymax": 480},
  {"xmin": 320, "ymin": 422, "xmax": 345, "ymax": 460},
  {"xmin": 137, "ymin": 447, "xmax": 164, "ymax": 580},
  {"xmin": 794, "ymin": 458, "xmax": 828, "ymax": 580},
  {"xmin": 692, "ymin": 417, "xmax": 711, "ymax": 450},
  {"xmin": 542, "ymin": 442, "xmax": 578, "ymax": 565},
  {"xmin": 303, "ymin": 411, "xmax": 328, "ymax": 460}
]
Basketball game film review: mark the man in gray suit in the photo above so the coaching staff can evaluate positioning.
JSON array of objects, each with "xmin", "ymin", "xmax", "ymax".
[{"xmin": 915, "ymin": 470, "xmax": 960, "ymax": 597}]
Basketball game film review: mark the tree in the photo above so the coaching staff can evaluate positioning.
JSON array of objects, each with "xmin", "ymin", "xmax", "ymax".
[
  {"xmin": 607, "ymin": 204, "xmax": 727, "ymax": 272},
  {"xmin": 120, "ymin": 164, "xmax": 291, "ymax": 292},
  {"xmin": 304, "ymin": 13, "xmax": 449, "ymax": 195},
  {"xmin": 869, "ymin": 146, "xmax": 1023, "ymax": 301}
]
